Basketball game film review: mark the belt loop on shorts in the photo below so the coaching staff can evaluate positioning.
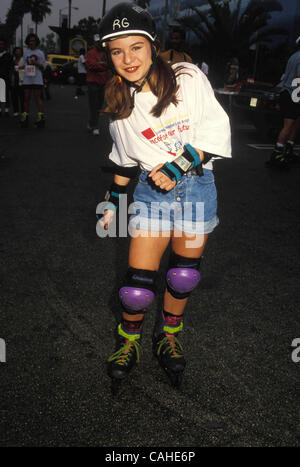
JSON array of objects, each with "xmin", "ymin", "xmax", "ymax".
[{"xmin": 184, "ymin": 168, "xmax": 198, "ymax": 176}]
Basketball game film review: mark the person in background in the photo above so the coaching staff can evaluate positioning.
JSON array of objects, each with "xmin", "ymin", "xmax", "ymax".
[
  {"xmin": 85, "ymin": 34, "xmax": 108, "ymax": 135},
  {"xmin": 11, "ymin": 47, "xmax": 24, "ymax": 117},
  {"xmin": 200, "ymin": 61, "xmax": 209, "ymax": 77},
  {"xmin": 75, "ymin": 48, "xmax": 86, "ymax": 99},
  {"xmin": 20, "ymin": 33, "xmax": 46, "ymax": 128},
  {"xmin": 224, "ymin": 57, "xmax": 239, "ymax": 88},
  {"xmin": 266, "ymin": 35, "xmax": 300, "ymax": 169},
  {"xmin": 43, "ymin": 55, "xmax": 52, "ymax": 101},
  {"xmin": 0, "ymin": 36, "xmax": 13, "ymax": 117},
  {"xmin": 160, "ymin": 29, "xmax": 193, "ymax": 65}
]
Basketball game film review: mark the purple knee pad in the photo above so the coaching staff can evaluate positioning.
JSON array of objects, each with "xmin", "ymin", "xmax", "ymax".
[
  {"xmin": 166, "ymin": 268, "xmax": 200, "ymax": 294},
  {"xmin": 119, "ymin": 286, "xmax": 155, "ymax": 312}
]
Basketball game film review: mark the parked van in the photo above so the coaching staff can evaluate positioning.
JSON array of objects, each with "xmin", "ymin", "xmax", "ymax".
[{"xmin": 47, "ymin": 54, "xmax": 78, "ymax": 70}]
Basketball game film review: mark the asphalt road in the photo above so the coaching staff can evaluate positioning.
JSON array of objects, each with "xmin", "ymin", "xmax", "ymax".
[{"xmin": 0, "ymin": 84, "xmax": 299, "ymax": 447}]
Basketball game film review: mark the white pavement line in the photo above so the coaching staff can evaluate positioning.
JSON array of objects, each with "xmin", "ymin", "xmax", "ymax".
[{"xmin": 248, "ymin": 144, "xmax": 300, "ymax": 150}]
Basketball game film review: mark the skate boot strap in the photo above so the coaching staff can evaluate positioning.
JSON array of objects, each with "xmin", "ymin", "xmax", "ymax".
[
  {"xmin": 163, "ymin": 321, "xmax": 183, "ymax": 336},
  {"xmin": 118, "ymin": 323, "xmax": 141, "ymax": 342},
  {"xmin": 157, "ymin": 333, "xmax": 184, "ymax": 359}
]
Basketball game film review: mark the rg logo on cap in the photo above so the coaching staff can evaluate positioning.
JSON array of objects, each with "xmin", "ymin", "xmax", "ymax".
[{"xmin": 113, "ymin": 18, "xmax": 130, "ymax": 30}]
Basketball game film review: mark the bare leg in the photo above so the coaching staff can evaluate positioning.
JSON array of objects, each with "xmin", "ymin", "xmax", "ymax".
[
  {"xmin": 107, "ymin": 230, "xmax": 172, "ymax": 388},
  {"xmin": 33, "ymin": 89, "xmax": 43, "ymax": 113},
  {"xmin": 151, "ymin": 230, "xmax": 208, "ymax": 386},
  {"xmin": 163, "ymin": 231, "xmax": 208, "ymax": 316},
  {"xmin": 23, "ymin": 89, "xmax": 31, "ymax": 113},
  {"xmin": 277, "ymin": 118, "xmax": 297, "ymax": 145},
  {"xmin": 287, "ymin": 116, "xmax": 300, "ymax": 142},
  {"xmin": 125, "ymin": 230, "xmax": 171, "ymax": 322}
]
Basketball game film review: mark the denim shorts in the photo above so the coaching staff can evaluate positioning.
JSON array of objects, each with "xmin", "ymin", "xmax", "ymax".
[{"xmin": 129, "ymin": 168, "xmax": 219, "ymax": 234}]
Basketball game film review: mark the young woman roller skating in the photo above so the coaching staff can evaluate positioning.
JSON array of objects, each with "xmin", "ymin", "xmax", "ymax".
[{"xmin": 97, "ymin": 3, "xmax": 231, "ymax": 393}]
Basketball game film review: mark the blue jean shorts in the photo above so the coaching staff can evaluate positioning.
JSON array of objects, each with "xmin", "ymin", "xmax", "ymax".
[{"xmin": 129, "ymin": 168, "xmax": 219, "ymax": 234}]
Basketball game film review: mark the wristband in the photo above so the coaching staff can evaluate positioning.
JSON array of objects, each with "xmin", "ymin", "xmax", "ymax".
[
  {"xmin": 105, "ymin": 182, "xmax": 127, "ymax": 209},
  {"xmin": 159, "ymin": 144, "xmax": 202, "ymax": 183},
  {"xmin": 96, "ymin": 182, "xmax": 127, "ymax": 220},
  {"xmin": 101, "ymin": 161, "xmax": 139, "ymax": 179}
]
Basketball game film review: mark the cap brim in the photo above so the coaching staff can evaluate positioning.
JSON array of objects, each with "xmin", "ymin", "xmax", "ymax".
[{"xmin": 101, "ymin": 30, "xmax": 156, "ymax": 43}]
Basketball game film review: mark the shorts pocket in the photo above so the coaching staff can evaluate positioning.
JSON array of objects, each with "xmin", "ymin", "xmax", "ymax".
[{"xmin": 195, "ymin": 169, "xmax": 215, "ymax": 185}]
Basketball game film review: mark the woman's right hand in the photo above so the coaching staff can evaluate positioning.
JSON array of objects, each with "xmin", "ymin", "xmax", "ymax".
[
  {"xmin": 149, "ymin": 164, "xmax": 177, "ymax": 191},
  {"xmin": 99, "ymin": 209, "xmax": 115, "ymax": 230}
]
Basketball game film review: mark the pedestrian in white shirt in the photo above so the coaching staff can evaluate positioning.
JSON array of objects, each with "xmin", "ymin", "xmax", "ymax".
[
  {"xmin": 20, "ymin": 33, "xmax": 45, "ymax": 128},
  {"xmin": 97, "ymin": 3, "xmax": 231, "ymax": 394},
  {"xmin": 75, "ymin": 48, "xmax": 86, "ymax": 98}
]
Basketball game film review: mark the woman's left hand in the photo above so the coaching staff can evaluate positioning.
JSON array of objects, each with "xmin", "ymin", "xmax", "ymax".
[{"xmin": 148, "ymin": 164, "xmax": 177, "ymax": 191}]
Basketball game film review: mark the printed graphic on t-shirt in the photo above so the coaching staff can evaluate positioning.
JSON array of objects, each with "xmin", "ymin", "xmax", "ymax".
[
  {"xmin": 26, "ymin": 54, "xmax": 38, "ymax": 64},
  {"xmin": 141, "ymin": 114, "xmax": 190, "ymax": 156},
  {"xmin": 25, "ymin": 65, "xmax": 36, "ymax": 76},
  {"xmin": 25, "ymin": 54, "xmax": 39, "ymax": 76}
]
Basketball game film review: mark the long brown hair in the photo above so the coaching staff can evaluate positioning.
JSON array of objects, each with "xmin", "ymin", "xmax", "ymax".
[{"xmin": 102, "ymin": 43, "xmax": 187, "ymax": 120}]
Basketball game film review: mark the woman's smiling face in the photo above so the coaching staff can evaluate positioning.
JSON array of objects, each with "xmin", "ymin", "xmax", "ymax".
[{"xmin": 109, "ymin": 35, "xmax": 152, "ymax": 91}]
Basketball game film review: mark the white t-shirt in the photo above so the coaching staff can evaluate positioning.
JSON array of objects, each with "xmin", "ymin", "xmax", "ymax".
[
  {"xmin": 23, "ymin": 48, "xmax": 45, "ymax": 86},
  {"xmin": 78, "ymin": 54, "xmax": 86, "ymax": 74},
  {"xmin": 109, "ymin": 62, "xmax": 231, "ymax": 171}
]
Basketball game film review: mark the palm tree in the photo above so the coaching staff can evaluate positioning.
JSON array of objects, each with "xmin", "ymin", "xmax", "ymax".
[
  {"xmin": 177, "ymin": 0, "xmax": 287, "ymax": 83},
  {"xmin": 30, "ymin": 0, "xmax": 52, "ymax": 34},
  {"xmin": 5, "ymin": 0, "xmax": 31, "ymax": 42},
  {"xmin": 5, "ymin": 0, "xmax": 52, "ymax": 41}
]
